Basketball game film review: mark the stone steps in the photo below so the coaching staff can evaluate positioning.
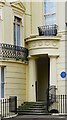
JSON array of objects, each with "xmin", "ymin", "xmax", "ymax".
[{"xmin": 17, "ymin": 101, "xmax": 48, "ymax": 115}]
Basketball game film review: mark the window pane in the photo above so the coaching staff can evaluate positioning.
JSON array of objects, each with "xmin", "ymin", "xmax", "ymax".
[
  {"xmin": 44, "ymin": 0, "xmax": 56, "ymax": 25},
  {"xmin": 14, "ymin": 23, "xmax": 16, "ymax": 45},
  {"xmin": 44, "ymin": 2, "xmax": 56, "ymax": 14},
  {"xmin": 17, "ymin": 24, "xmax": 20, "ymax": 46},
  {"xmin": 45, "ymin": 14, "xmax": 56, "ymax": 25}
]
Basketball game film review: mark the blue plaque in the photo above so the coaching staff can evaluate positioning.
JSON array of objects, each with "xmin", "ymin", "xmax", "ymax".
[{"xmin": 60, "ymin": 71, "xmax": 66, "ymax": 78}]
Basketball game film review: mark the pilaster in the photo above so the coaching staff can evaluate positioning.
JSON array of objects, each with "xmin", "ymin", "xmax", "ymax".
[
  {"xmin": 28, "ymin": 57, "xmax": 37, "ymax": 102},
  {"xmin": 50, "ymin": 56, "xmax": 57, "ymax": 86}
]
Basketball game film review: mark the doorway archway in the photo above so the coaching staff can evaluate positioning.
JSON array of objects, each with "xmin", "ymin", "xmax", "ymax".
[{"xmin": 35, "ymin": 55, "xmax": 50, "ymax": 101}]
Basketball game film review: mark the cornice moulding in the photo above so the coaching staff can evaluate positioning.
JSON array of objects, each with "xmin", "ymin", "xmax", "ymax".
[
  {"xmin": 10, "ymin": 1, "xmax": 26, "ymax": 15},
  {"xmin": 0, "ymin": 1, "xmax": 5, "ymax": 8},
  {"xmin": 25, "ymin": 36, "xmax": 60, "ymax": 42}
]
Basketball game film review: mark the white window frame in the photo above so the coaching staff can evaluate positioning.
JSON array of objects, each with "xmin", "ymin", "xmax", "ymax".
[
  {"xmin": 13, "ymin": 14, "xmax": 23, "ymax": 47},
  {"xmin": 14, "ymin": 16, "xmax": 21, "ymax": 46}
]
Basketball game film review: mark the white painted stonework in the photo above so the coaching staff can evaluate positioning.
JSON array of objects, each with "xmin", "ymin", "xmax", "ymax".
[
  {"xmin": 25, "ymin": 35, "xmax": 60, "ymax": 100},
  {"xmin": 25, "ymin": 35, "xmax": 60, "ymax": 57},
  {"xmin": 0, "ymin": 0, "xmax": 67, "ymax": 107}
]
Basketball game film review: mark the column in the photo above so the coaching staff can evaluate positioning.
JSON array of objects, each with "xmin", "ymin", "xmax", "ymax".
[
  {"xmin": 28, "ymin": 57, "xmax": 37, "ymax": 102},
  {"xmin": 50, "ymin": 57, "xmax": 57, "ymax": 86}
]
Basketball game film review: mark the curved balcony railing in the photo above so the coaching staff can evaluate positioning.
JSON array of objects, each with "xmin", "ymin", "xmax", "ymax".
[
  {"xmin": 0, "ymin": 43, "xmax": 28, "ymax": 61},
  {"xmin": 38, "ymin": 24, "xmax": 58, "ymax": 36}
]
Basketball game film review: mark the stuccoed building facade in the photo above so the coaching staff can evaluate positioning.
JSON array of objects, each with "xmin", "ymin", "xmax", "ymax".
[
  {"xmin": 24, "ymin": 0, "xmax": 67, "ymax": 103},
  {"xmin": 0, "ymin": 0, "xmax": 28, "ymax": 106},
  {"xmin": 0, "ymin": 0, "xmax": 67, "ymax": 112}
]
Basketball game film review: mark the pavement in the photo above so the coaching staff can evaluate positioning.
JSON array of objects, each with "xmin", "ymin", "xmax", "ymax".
[
  {"xmin": 16, "ymin": 115, "xmax": 66, "ymax": 119},
  {"xmin": 2, "ymin": 115, "xmax": 66, "ymax": 120}
]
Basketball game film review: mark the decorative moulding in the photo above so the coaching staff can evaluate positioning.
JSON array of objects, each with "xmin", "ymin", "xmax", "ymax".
[
  {"xmin": 10, "ymin": 1, "xmax": 26, "ymax": 15},
  {"xmin": 0, "ymin": 1, "xmax": 5, "ymax": 8},
  {"xmin": 28, "ymin": 39, "xmax": 58, "ymax": 50}
]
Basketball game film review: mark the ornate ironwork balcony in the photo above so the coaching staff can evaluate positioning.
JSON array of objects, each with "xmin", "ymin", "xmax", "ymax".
[
  {"xmin": 38, "ymin": 24, "xmax": 58, "ymax": 36},
  {"xmin": 0, "ymin": 43, "xmax": 28, "ymax": 61}
]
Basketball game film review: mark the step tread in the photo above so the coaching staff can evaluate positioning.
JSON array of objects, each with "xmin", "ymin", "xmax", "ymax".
[
  {"xmin": 18, "ymin": 112, "xmax": 48, "ymax": 115},
  {"xmin": 28, "ymin": 108, "xmax": 46, "ymax": 110},
  {"xmin": 17, "ymin": 101, "xmax": 48, "ymax": 115},
  {"xmin": 18, "ymin": 109, "xmax": 46, "ymax": 111},
  {"xmin": 18, "ymin": 110, "xmax": 47, "ymax": 113}
]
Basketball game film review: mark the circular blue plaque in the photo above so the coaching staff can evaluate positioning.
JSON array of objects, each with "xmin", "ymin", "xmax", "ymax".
[{"xmin": 60, "ymin": 71, "xmax": 66, "ymax": 78}]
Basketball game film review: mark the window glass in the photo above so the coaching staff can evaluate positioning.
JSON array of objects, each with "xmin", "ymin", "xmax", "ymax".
[
  {"xmin": 44, "ymin": 2, "xmax": 56, "ymax": 14},
  {"xmin": 14, "ymin": 16, "xmax": 21, "ymax": 46},
  {"xmin": 14, "ymin": 23, "xmax": 16, "ymax": 45},
  {"xmin": 45, "ymin": 14, "xmax": 56, "ymax": 25},
  {"xmin": 44, "ymin": 0, "xmax": 56, "ymax": 25},
  {"xmin": 17, "ymin": 24, "xmax": 20, "ymax": 46}
]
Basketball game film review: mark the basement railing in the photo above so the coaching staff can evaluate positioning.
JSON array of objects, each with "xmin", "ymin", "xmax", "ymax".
[
  {"xmin": 49, "ymin": 94, "xmax": 67, "ymax": 114},
  {"xmin": 0, "ymin": 96, "xmax": 17, "ymax": 118},
  {"xmin": 47, "ymin": 86, "xmax": 67, "ymax": 114},
  {"xmin": 0, "ymin": 43, "xmax": 28, "ymax": 61},
  {"xmin": 38, "ymin": 24, "xmax": 58, "ymax": 36}
]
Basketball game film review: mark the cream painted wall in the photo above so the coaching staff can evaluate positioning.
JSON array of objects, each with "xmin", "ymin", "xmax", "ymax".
[
  {"xmin": 56, "ymin": 35, "xmax": 66, "ymax": 95},
  {"xmin": 0, "ymin": 8, "xmax": 5, "ymax": 43},
  {"xmin": 0, "ymin": 9, "xmax": 3, "ymax": 42},
  {"xmin": 31, "ymin": 2, "xmax": 43, "ymax": 34},
  {"xmin": 3, "ymin": 5, "xmax": 13, "ymax": 44},
  {"xmin": 56, "ymin": 1, "xmax": 67, "ymax": 95},
  {"xmin": 24, "ymin": 2, "xmax": 31, "ymax": 38},
  {"xmin": 0, "ymin": 2, "xmax": 25, "ymax": 46},
  {"xmin": 1, "ymin": 61, "xmax": 27, "ymax": 106},
  {"xmin": 65, "ymin": 36, "xmax": 67, "ymax": 94},
  {"xmin": 56, "ymin": 2, "xmax": 65, "ymax": 33},
  {"xmin": 24, "ymin": 1, "xmax": 44, "ymax": 38},
  {"xmin": 0, "ymin": 1, "xmax": 27, "ymax": 106}
]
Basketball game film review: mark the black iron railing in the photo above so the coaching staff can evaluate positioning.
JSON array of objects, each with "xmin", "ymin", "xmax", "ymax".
[
  {"xmin": 0, "ymin": 43, "xmax": 28, "ymax": 61},
  {"xmin": 1, "ymin": 95, "xmax": 67, "ymax": 117},
  {"xmin": 38, "ymin": 24, "xmax": 58, "ymax": 36},
  {"xmin": 47, "ymin": 86, "xmax": 67, "ymax": 113},
  {"xmin": 1, "ymin": 96, "xmax": 17, "ymax": 118},
  {"xmin": 49, "ymin": 95, "xmax": 67, "ymax": 114}
]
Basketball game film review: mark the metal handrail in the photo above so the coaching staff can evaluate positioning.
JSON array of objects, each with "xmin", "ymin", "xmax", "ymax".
[{"xmin": 0, "ymin": 43, "xmax": 28, "ymax": 61}]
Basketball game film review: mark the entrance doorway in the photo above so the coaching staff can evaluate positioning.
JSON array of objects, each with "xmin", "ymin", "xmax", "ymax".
[{"xmin": 35, "ymin": 55, "xmax": 50, "ymax": 101}]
